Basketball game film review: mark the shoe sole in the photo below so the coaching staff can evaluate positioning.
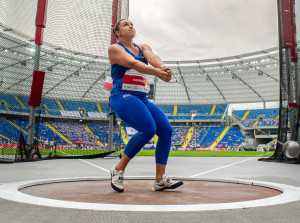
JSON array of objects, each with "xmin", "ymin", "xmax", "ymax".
[
  {"xmin": 110, "ymin": 168, "xmax": 124, "ymax": 193},
  {"xmin": 154, "ymin": 181, "xmax": 184, "ymax": 191},
  {"xmin": 111, "ymin": 182, "xmax": 124, "ymax": 192}
]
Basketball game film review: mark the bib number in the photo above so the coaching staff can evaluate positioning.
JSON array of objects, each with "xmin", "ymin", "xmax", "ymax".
[{"xmin": 122, "ymin": 69, "xmax": 150, "ymax": 93}]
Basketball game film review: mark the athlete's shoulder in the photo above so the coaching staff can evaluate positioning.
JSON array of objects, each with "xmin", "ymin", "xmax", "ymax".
[
  {"xmin": 109, "ymin": 43, "xmax": 122, "ymax": 50},
  {"xmin": 137, "ymin": 44, "xmax": 152, "ymax": 53},
  {"xmin": 142, "ymin": 44, "xmax": 153, "ymax": 49},
  {"xmin": 138, "ymin": 44, "xmax": 150, "ymax": 49},
  {"xmin": 108, "ymin": 43, "xmax": 125, "ymax": 54},
  {"xmin": 139, "ymin": 44, "xmax": 153, "ymax": 54}
]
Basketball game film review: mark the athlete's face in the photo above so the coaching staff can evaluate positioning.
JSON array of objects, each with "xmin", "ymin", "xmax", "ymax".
[{"xmin": 116, "ymin": 20, "xmax": 136, "ymax": 39}]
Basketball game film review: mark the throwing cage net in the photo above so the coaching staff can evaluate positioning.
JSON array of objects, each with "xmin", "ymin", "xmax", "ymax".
[
  {"xmin": 262, "ymin": 0, "xmax": 300, "ymax": 163},
  {"xmin": 0, "ymin": 0, "xmax": 129, "ymax": 162}
]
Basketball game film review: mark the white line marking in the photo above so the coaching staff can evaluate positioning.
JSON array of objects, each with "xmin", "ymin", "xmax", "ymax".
[
  {"xmin": 58, "ymin": 150, "xmax": 68, "ymax": 155},
  {"xmin": 190, "ymin": 152, "xmax": 273, "ymax": 178},
  {"xmin": 54, "ymin": 150, "xmax": 110, "ymax": 173},
  {"xmin": 79, "ymin": 159, "xmax": 110, "ymax": 173},
  {"xmin": 190, "ymin": 157, "xmax": 257, "ymax": 178}
]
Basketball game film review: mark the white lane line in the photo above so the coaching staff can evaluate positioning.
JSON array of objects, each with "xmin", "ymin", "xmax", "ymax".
[
  {"xmin": 190, "ymin": 157, "xmax": 257, "ymax": 178},
  {"xmin": 190, "ymin": 152, "xmax": 273, "ymax": 178},
  {"xmin": 55, "ymin": 150, "xmax": 110, "ymax": 174},
  {"xmin": 79, "ymin": 159, "xmax": 110, "ymax": 173}
]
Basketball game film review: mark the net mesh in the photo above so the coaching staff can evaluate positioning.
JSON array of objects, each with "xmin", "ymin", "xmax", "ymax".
[
  {"xmin": 0, "ymin": 0, "xmax": 129, "ymax": 162},
  {"xmin": 0, "ymin": 1, "xmax": 294, "ymax": 162},
  {"xmin": 295, "ymin": 0, "xmax": 300, "ymax": 147},
  {"xmin": 1, "ymin": 0, "xmax": 129, "ymax": 56},
  {"xmin": 266, "ymin": 0, "xmax": 300, "ymax": 162}
]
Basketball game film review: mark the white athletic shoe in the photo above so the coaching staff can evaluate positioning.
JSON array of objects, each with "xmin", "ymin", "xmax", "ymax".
[
  {"xmin": 110, "ymin": 165, "xmax": 124, "ymax": 192},
  {"xmin": 154, "ymin": 174, "xmax": 183, "ymax": 191}
]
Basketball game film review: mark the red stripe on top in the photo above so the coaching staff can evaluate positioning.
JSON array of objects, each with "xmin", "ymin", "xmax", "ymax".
[{"xmin": 123, "ymin": 75, "xmax": 148, "ymax": 86}]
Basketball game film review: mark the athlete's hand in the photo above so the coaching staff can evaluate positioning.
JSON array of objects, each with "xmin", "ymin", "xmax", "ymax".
[
  {"xmin": 160, "ymin": 64, "xmax": 172, "ymax": 74},
  {"xmin": 157, "ymin": 69, "xmax": 172, "ymax": 82},
  {"xmin": 157, "ymin": 64, "xmax": 172, "ymax": 82}
]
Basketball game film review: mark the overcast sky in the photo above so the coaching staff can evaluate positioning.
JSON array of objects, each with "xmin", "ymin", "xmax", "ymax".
[{"xmin": 129, "ymin": 0, "xmax": 278, "ymax": 61}]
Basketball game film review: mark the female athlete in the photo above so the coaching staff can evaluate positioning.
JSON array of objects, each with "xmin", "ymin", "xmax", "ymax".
[{"xmin": 108, "ymin": 19, "xmax": 183, "ymax": 192}]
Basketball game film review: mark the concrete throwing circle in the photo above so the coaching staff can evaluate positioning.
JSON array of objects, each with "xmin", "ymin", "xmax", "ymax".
[
  {"xmin": 20, "ymin": 179, "xmax": 281, "ymax": 205},
  {"xmin": 1, "ymin": 177, "xmax": 300, "ymax": 212}
]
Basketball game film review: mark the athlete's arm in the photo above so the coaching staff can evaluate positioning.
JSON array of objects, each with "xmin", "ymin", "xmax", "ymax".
[
  {"xmin": 108, "ymin": 44, "xmax": 171, "ymax": 82},
  {"xmin": 141, "ymin": 44, "xmax": 171, "ymax": 73}
]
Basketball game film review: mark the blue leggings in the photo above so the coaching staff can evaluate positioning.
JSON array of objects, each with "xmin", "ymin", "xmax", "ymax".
[{"xmin": 110, "ymin": 94, "xmax": 173, "ymax": 165}]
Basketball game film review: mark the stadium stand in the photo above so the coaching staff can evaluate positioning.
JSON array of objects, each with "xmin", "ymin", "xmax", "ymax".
[
  {"xmin": 233, "ymin": 109, "xmax": 279, "ymax": 120},
  {"xmin": 200, "ymin": 126, "xmax": 225, "ymax": 148},
  {"xmin": 60, "ymin": 100, "xmax": 98, "ymax": 112},
  {"xmin": 0, "ymin": 118, "xmax": 20, "ymax": 143},
  {"xmin": 0, "ymin": 94, "xmax": 229, "ymax": 123},
  {"xmin": 214, "ymin": 104, "xmax": 228, "ymax": 115},
  {"xmin": 42, "ymin": 98, "xmax": 61, "ymax": 111},
  {"xmin": 232, "ymin": 110, "xmax": 247, "ymax": 119},
  {"xmin": 256, "ymin": 119, "xmax": 279, "ymax": 127},
  {"xmin": 193, "ymin": 115, "xmax": 223, "ymax": 120},
  {"xmin": 186, "ymin": 126, "xmax": 226, "ymax": 148},
  {"xmin": 189, "ymin": 126, "xmax": 209, "ymax": 147},
  {"xmin": 171, "ymin": 126, "xmax": 189, "ymax": 145},
  {"xmin": 241, "ymin": 120, "xmax": 256, "ymax": 127},
  {"xmin": 87, "ymin": 123, "xmax": 109, "ymax": 144},
  {"xmin": 157, "ymin": 105, "xmax": 174, "ymax": 116},
  {"xmin": 234, "ymin": 108, "xmax": 279, "ymax": 128},
  {"xmin": 217, "ymin": 127, "xmax": 245, "ymax": 147},
  {"xmin": 0, "ymin": 92, "xmax": 281, "ymax": 150},
  {"xmin": 99, "ymin": 103, "xmax": 110, "ymax": 113},
  {"xmin": 177, "ymin": 104, "xmax": 212, "ymax": 115}
]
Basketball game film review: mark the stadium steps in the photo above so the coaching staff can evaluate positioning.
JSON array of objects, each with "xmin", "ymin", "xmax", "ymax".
[
  {"xmin": 276, "ymin": 108, "xmax": 284, "ymax": 119},
  {"xmin": 0, "ymin": 133, "xmax": 17, "ymax": 144},
  {"xmin": 4, "ymin": 119, "xmax": 41, "ymax": 142},
  {"xmin": 14, "ymin": 96, "xmax": 26, "ymax": 108},
  {"xmin": 182, "ymin": 126, "xmax": 195, "ymax": 148},
  {"xmin": 253, "ymin": 121, "xmax": 259, "ymax": 127},
  {"xmin": 173, "ymin": 105, "xmax": 178, "ymax": 116},
  {"xmin": 241, "ymin": 110, "xmax": 250, "ymax": 120},
  {"xmin": 209, "ymin": 126, "xmax": 230, "ymax": 148},
  {"xmin": 44, "ymin": 122, "xmax": 73, "ymax": 145},
  {"xmin": 119, "ymin": 125, "xmax": 129, "ymax": 144},
  {"xmin": 4, "ymin": 119, "xmax": 28, "ymax": 134},
  {"xmin": 210, "ymin": 105, "xmax": 216, "ymax": 115},
  {"xmin": 199, "ymin": 126, "xmax": 211, "ymax": 145},
  {"xmin": 238, "ymin": 121, "xmax": 246, "ymax": 130},
  {"xmin": 154, "ymin": 134, "xmax": 158, "ymax": 144},
  {"xmin": 83, "ymin": 124, "xmax": 102, "ymax": 146},
  {"xmin": 3, "ymin": 103, "xmax": 10, "ymax": 111},
  {"xmin": 56, "ymin": 100, "xmax": 64, "ymax": 110},
  {"xmin": 97, "ymin": 103, "xmax": 103, "ymax": 113}
]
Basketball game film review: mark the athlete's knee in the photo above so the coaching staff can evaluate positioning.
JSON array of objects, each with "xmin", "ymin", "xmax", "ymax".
[
  {"xmin": 141, "ymin": 125, "xmax": 156, "ymax": 140},
  {"xmin": 157, "ymin": 124, "xmax": 173, "ymax": 138},
  {"xmin": 165, "ymin": 125, "xmax": 173, "ymax": 137}
]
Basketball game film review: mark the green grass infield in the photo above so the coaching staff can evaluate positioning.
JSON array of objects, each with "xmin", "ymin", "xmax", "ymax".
[
  {"xmin": 136, "ymin": 150, "xmax": 274, "ymax": 157},
  {"xmin": 0, "ymin": 149, "xmax": 274, "ymax": 157}
]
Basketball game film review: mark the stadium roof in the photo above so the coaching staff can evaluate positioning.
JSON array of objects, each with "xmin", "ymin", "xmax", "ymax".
[{"xmin": 0, "ymin": 25, "xmax": 283, "ymax": 105}]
